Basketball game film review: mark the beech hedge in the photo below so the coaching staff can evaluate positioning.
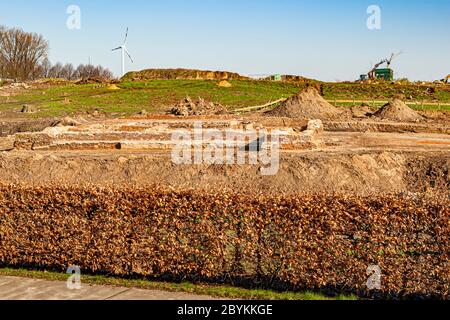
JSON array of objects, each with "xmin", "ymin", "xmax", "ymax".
[{"xmin": 0, "ymin": 185, "xmax": 448, "ymax": 299}]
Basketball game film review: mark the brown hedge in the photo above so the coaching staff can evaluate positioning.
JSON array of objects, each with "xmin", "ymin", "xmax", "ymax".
[{"xmin": 0, "ymin": 185, "xmax": 448, "ymax": 299}]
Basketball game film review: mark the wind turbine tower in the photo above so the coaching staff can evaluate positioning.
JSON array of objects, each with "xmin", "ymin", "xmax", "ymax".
[{"xmin": 112, "ymin": 27, "xmax": 134, "ymax": 77}]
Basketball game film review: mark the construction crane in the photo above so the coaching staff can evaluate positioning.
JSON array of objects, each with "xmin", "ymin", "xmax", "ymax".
[
  {"xmin": 362, "ymin": 52, "xmax": 403, "ymax": 81},
  {"xmin": 368, "ymin": 59, "xmax": 389, "ymax": 80}
]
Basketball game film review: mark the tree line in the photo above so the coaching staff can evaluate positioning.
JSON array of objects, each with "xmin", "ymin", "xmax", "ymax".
[
  {"xmin": 39, "ymin": 59, "xmax": 114, "ymax": 80},
  {"xmin": 0, "ymin": 25, "xmax": 114, "ymax": 81}
]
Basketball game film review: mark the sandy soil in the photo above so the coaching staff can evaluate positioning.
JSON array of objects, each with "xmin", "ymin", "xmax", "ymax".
[{"xmin": 0, "ymin": 113, "xmax": 448, "ymax": 195}]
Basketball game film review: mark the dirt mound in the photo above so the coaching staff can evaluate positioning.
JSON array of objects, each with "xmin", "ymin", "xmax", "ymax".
[
  {"xmin": 107, "ymin": 84, "xmax": 120, "ymax": 90},
  {"xmin": 170, "ymin": 97, "xmax": 226, "ymax": 116},
  {"xmin": 266, "ymin": 87, "xmax": 341, "ymax": 119},
  {"xmin": 218, "ymin": 80, "xmax": 232, "ymax": 88},
  {"xmin": 350, "ymin": 105, "xmax": 375, "ymax": 118},
  {"xmin": 75, "ymin": 77, "xmax": 107, "ymax": 85},
  {"xmin": 0, "ymin": 82, "xmax": 30, "ymax": 90},
  {"xmin": 373, "ymin": 99, "xmax": 424, "ymax": 122},
  {"xmin": 122, "ymin": 68, "xmax": 250, "ymax": 81},
  {"xmin": 33, "ymin": 78, "xmax": 71, "ymax": 85},
  {"xmin": 0, "ymin": 119, "xmax": 60, "ymax": 137}
]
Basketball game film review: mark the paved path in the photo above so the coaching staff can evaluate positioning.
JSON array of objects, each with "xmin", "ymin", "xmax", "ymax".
[{"xmin": 0, "ymin": 276, "xmax": 217, "ymax": 300}]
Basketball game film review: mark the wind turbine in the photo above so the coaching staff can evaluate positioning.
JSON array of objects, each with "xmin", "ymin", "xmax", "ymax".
[{"xmin": 112, "ymin": 27, "xmax": 134, "ymax": 77}]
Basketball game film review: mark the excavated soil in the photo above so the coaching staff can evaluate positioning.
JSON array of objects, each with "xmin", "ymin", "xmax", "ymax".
[
  {"xmin": 0, "ymin": 114, "xmax": 449, "ymax": 195},
  {"xmin": 0, "ymin": 150, "xmax": 448, "ymax": 195},
  {"xmin": 0, "ymin": 109, "xmax": 448, "ymax": 196},
  {"xmin": 0, "ymin": 119, "xmax": 60, "ymax": 137},
  {"xmin": 122, "ymin": 68, "xmax": 249, "ymax": 81},
  {"xmin": 170, "ymin": 97, "xmax": 226, "ymax": 116},
  {"xmin": 373, "ymin": 99, "xmax": 424, "ymax": 122},
  {"xmin": 266, "ymin": 87, "xmax": 341, "ymax": 119}
]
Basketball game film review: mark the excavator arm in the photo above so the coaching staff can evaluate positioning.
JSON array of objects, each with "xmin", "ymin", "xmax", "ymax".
[
  {"xmin": 439, "ymin": 75, "xmax": 450, "ymax": 84},
  {"xmin": 368, "ymin": 59, "xmax": 388, "ymax": 79}
]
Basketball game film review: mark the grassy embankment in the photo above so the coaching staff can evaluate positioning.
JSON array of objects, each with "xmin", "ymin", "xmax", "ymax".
[{"xmin": 1, "ymin": 80, "xmax": 449, "ymax": 118}]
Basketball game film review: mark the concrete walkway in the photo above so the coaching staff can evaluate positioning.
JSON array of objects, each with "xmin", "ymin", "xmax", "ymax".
[{"xmin": 0, "ymin": 276, "xmax": 217, "ymax": 300}]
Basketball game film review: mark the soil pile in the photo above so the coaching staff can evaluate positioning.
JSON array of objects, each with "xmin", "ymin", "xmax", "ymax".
[
  {"xmin": 0, "ymin": 82, "xmax": 30, "ymax": 90},
  {"xmin": 266, "ymin": 87, "xmax": 340, "ymax": 119},
  {"xmin": 107, "ymin": 84, "xmax": 120, "ymax": 90},
  {"xmin": 33, "ymin": 78, "xmax": 71, "ymax": 85},
  {"xmin": 123, "ymin": 69, "xmax": 250, "ymax": 81},
  {"xmin": 0, "ymin": 119, "xmax": 60, "ymax": 137},
  {"xmin": 75, "ymin": 77, "xmax": 107, "ymax": 85},
  {"xmin": 373, "ymin": 99, "xmax": 424, "ymax": 122},
  {"xmin": 170, "ymin": 97, "xmax": 226, "ymax": 116},
  {"xmin": 218, "ymin": 80, "xmax": 232, "ymax": 88},
  {"xmin": 351, "ymin": 105, "xmax": 375, "ymax": 118}
]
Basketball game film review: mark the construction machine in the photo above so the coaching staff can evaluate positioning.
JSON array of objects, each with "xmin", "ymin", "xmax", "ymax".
[
  {"xmin": 441, "ymin": 75, "xmax": 450, "ymax": 84},
  {"xmin": 361, "ymin": 52, "xmax": 402, "ymax": 81}
]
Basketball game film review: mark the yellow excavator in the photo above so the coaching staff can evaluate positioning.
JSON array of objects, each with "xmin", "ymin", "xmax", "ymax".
[{"xmin": 441, "ymin": 75, "xmax": 450, "ymax": 84}]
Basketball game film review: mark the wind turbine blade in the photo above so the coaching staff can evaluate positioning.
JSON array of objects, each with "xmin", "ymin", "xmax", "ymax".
[
  {"xmin": 123, "ymin": 27, "xmax": 129, "ymax": 45},
  {"xmin": 124, "ymin": 47, "xmax": 134, "ymax": 63},
  {"xmin": 112, "ymin": 46, "xmax": 122, "ymax": 51}
]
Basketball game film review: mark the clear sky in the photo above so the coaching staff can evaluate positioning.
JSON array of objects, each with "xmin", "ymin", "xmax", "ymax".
[{"xmin": 0, "ymin": 0, "xmax": 449, "ymax": 81}]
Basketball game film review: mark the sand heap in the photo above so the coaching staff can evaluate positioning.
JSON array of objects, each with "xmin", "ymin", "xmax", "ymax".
[
  {"xmin": 373, "ymin": 99, "xmax": 424, "ymax": 122},
  {"xmin": 107, "ymin": 84, "xmax": 120, "ymax": 90},
  {"xmin": 170, "ymin": 97, "xmax": 226, "ymax": 117},
  {"xmin": 266, "ymin": 87, "xmax": 340, "ymax": 119},
  {"xmin": 218, "ymin": 80, "xmax": 232, "ymax": 88}
]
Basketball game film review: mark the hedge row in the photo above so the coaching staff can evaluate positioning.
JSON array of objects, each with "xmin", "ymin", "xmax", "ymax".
[{"xmin": 0, "ymin": 185, "xmax": 448, "ymax": 299}]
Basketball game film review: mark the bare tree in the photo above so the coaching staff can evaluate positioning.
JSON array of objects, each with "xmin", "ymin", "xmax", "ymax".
[
  {"xmin": 62, "ymin": 63, "xmax": 75, "ymax": 80},
  {"xmin": 74, "ymin": 64, "xmax": 86, "ymax": 79},
  {"xmin": 0, "ymin": 25, "xmax": 114, "ymax": 82},
  {"xmin": 73, "ymin": 64, "xmax": 114, "ymax": 80},
  {"xmin": 39, "ymin": 58, "xmax": 52, "ymax": 78},
  {"xmin": 0, "ymin": 26, "xmax": 6, "ymax": 79},
  {"xmin": 0, "ymin": 25, "xmax": 49, "ymax": 80},
  {"xmin": 48, "ymin": 62, "xmax": 64, "ymax": 78},
  {"xmin": 99, "ymin": 67, "xmax": 113, "ymax": 80}
]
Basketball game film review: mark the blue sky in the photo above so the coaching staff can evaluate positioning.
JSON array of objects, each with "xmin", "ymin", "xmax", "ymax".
[{"xmin": 0, "ymin": 0, "xmax": 449, "ymax": 81}]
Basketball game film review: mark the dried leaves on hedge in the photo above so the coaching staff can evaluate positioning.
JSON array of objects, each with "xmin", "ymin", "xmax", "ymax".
[{"xmin": 0, "ymin": 185, "xmax": 448, "ymax": 299}]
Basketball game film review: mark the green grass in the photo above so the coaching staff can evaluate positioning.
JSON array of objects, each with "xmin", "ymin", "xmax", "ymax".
[
  {"xmin": 0, "ymin": 267, "xmax": 357, "ymax": 301},
  {"xmin": 322, "ymin": 82, "xmax": 450, "ymax": 102},
  {"xmin": 1, "ymin": 79, "xmax": 449, "ymax": 119},
  {"xmin": 0, "ymin": 80, "xmax": 300, "ymax": 118},
  {"xmin": 333, "ymin": 101, "xmax": 450, "ymax": 111}
]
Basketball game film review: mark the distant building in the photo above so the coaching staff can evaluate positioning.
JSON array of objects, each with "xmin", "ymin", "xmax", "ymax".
[
  {"xmin": 272, "ymin": 74, "xmax": 282, "ymax": 81},
  {"xmin": 375, "ymin": 68, "xmax": 394, "ymax": 81}
]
